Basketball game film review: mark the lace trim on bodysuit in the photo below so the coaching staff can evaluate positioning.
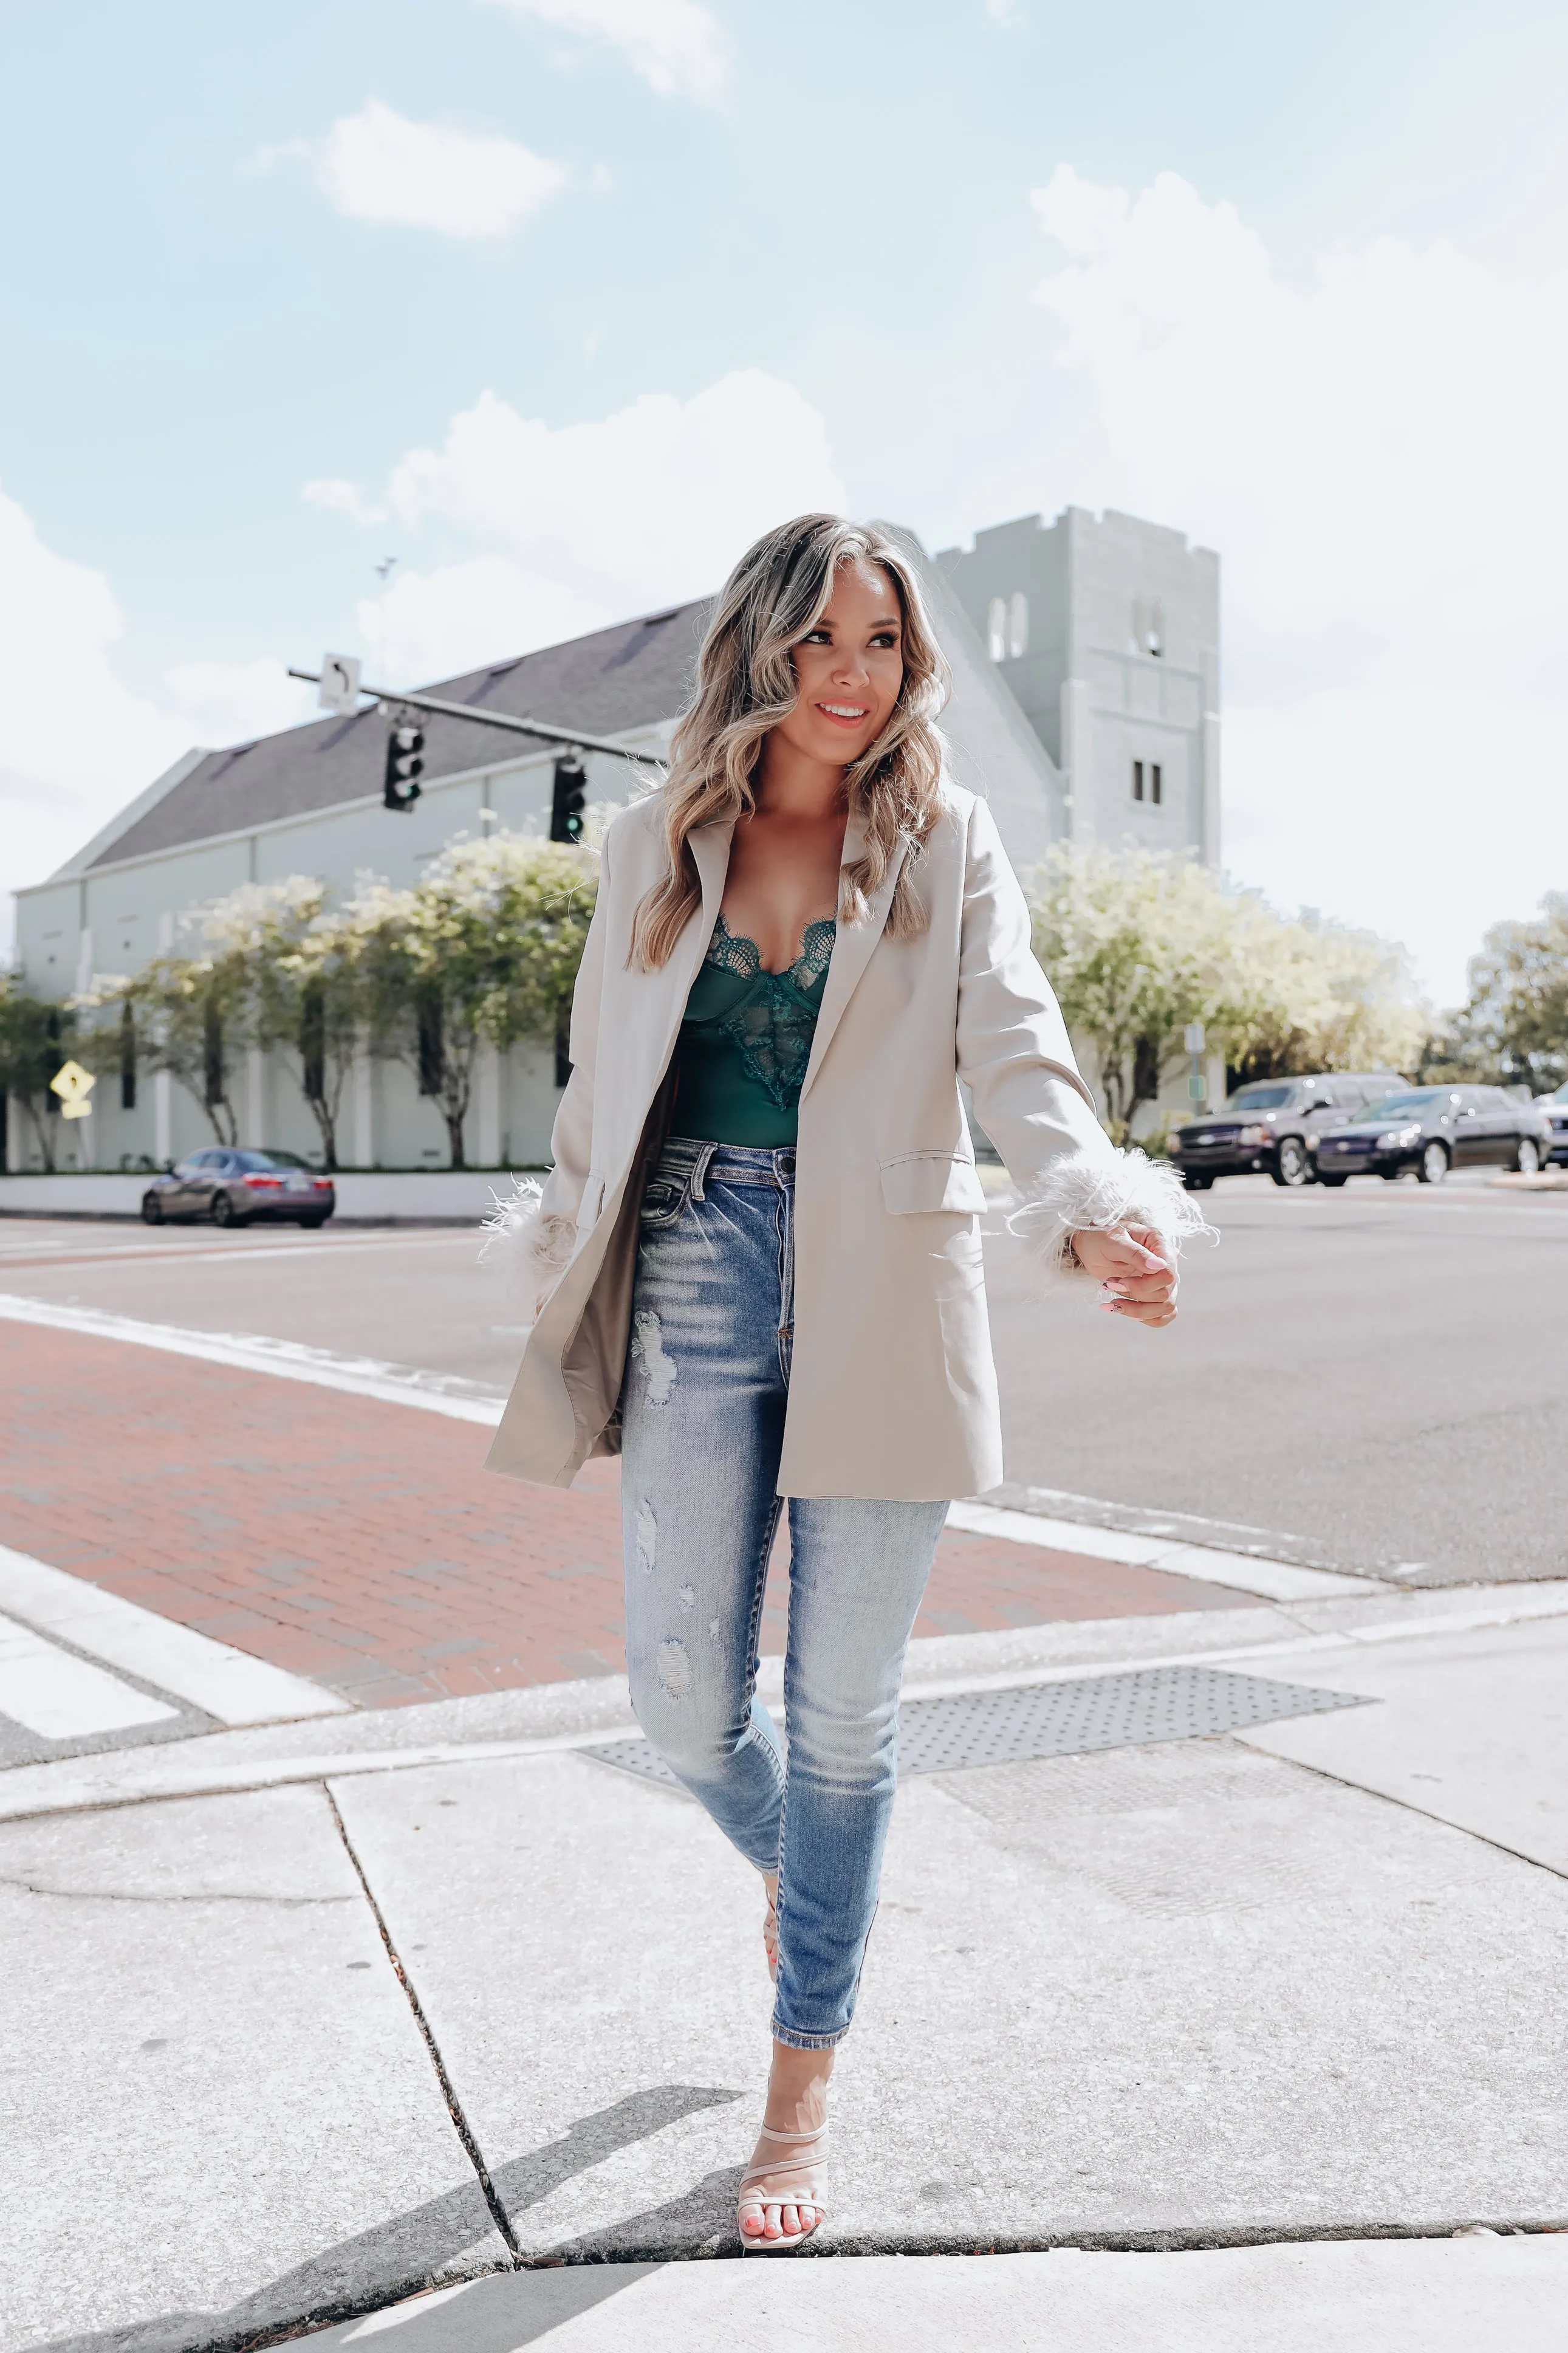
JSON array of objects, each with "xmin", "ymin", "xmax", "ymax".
[{"xmin": 700, "ymin": 913, "xmax": 836, "ymax": 1110}]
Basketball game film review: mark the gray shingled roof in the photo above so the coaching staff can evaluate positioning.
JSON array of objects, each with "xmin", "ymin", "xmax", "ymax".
[{"xmin": 93, "ymin": 599, "xmax": 713, "ymax": 870}]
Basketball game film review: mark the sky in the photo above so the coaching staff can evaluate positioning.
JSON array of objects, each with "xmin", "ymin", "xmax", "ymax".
[{"xmin": 2, "ymin": 0, "xmax": 1566, "ymax": 1004}]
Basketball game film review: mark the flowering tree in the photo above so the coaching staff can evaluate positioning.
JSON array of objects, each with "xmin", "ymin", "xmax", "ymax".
[
  {"xmin": 1026, "ymin": 848, "xmax": 1235, "ymax": 1138},
  {"xmin": 199, "ymin": 879, "xmax": 364, "ymax": 1167},
  {"xmin": 1450, "ymin": 893, "xmax": 1568, "ymax": 1094},
  {"xmin": 348, "ymin": 833, "xmax": 598, "ymax": 1167},
  {"xmin": 1025, "ymin": 847, "xmax": 1424, "ymax": 1139},
  {"xmin": 108, "ymin": 941, "xmax": 248, "ymax": 1147},
  {"xmin": 1220, "ymin": 898, "xmax": 1426, "ymax": 1084}
]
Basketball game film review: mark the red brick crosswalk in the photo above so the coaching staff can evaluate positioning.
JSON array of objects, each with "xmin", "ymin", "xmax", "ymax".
[{"xmin": 2, "ymin": 1324, "xmax": 1259, "ymax": 1709}]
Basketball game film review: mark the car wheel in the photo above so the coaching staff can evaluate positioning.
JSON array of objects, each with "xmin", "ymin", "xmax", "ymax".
[
  {"xmin": 298, "ymin": 1215, "xmax": 327, "ymax": 1229},
  {"xmin": 140, "ymin": 1194, "xmax": 164, "ymax": 1225},
  {"xmin": 1418, "ymin": 1141, "xmax": 1449, "ymax": 1186},
  {"xmin": 1273, "ymin": 1136, "xmax": 1313, "ymax": 1188},
  {"xmin": 1317, "ymin": 1174, "xmax": 1348, "ymax": 1187},
  {"xmin": 211, "ymin": 1190, "xmax": 238, "ymax": 1226},
  {"xmin": 1180, "ymin": 1170, "xmax": 1214, "ymax": 1190},
  {"xmin": 1516, "ymin": 1138, "xmax": 1541, "ymax": 1175}
]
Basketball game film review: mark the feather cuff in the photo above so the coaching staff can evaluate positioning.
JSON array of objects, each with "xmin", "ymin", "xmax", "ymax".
[
  {"xmin": 478, "ymin": 1176, "xmax": 577, "ymax": 1313},
  {"xmin": 1007, "ymin": 1149, "xmax": 1214, "ymax": 1277}
]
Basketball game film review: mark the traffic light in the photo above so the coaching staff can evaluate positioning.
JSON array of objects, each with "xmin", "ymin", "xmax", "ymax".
[
  {"xmin": 550, "ymin": 753, "xmax": 587, "ymax": 843},
  {"xmin": 384, "ymin": 722, "xmax": 424, "ymax": 811}
]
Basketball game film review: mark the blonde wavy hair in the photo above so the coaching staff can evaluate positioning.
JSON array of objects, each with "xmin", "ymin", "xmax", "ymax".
[{"xmin": 630, "ymin": 514, "xmax": 951, "ymax": 969}]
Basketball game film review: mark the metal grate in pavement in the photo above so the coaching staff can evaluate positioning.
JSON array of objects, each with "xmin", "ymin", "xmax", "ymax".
[{"xmin": 583, "ymin": 1664, "xmax": 1369, "ymax": 1793}]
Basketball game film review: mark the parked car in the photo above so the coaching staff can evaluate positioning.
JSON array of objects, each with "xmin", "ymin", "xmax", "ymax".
[
  {"xmin": 1310, "ymin": 1085, "xmax": 1553, "ymax": 1186},
  {"xmin": 142, "ymin": 1147, "xmax": 335, "ymax": 1227},
  {"xmin": 1539, "ymin": 1081, "xmax": 1568, "ymax": 1166},
  {"xmin": 1170, "ymin": 1072, "xmax": 1407, "ymax": 1189}
]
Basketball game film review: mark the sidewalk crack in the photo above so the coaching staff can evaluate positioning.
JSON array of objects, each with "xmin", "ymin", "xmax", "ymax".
[
  {"xmin": 0, "ymin": 1873, "xmax": 352, "ymax": 1905},
  {"xmin": 1246, "ymin": 1748, "xmax": 1568, "ymax": 1885},
  {"xmin": 326, "ymin": 1785, "xmax": 521, "ymax": 2262}
]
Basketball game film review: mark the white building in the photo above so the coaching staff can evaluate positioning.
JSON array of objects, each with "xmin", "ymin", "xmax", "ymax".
[{"xmin": 8, "ymin": 511, "xmax": 1219, "ymax": 1172}]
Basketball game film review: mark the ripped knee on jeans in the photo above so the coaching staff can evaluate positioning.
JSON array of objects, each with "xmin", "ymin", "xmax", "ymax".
[{"xmin": 656, "ymin": 1637, "xmax": 691, "ymax": 1699}]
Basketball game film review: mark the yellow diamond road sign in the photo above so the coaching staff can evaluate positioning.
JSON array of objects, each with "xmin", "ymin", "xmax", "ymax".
[{"xmin": 50, "ymin": 1060, "xmax": 96, "ymax": 1120}]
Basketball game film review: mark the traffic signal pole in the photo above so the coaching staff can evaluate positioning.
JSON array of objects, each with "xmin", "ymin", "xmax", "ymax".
[{"xmin": 288, "ymin": 668, "xmax": 668, "ymax": 770}]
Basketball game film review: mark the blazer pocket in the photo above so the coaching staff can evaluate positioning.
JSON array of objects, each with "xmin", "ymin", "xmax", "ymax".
[
  {"xmin": 578, "ymin": 1173, "xmax": 607, "ymax": 1229},
  {"xmin": 880, "ymin": 1152, "xmax": 988, "ymax": 1215}
]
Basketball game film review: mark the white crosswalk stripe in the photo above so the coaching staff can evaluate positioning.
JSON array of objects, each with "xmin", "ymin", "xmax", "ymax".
[
  {"xmin": 0, "ymin": 1547, "xmax": 350, "ymax": 1727},
  {"xmin": 0, "ymin": 1613, "xmax": 179, "ymax": 1738}
]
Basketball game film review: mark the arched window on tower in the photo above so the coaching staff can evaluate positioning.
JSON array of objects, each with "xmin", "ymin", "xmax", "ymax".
[
  {"xmin": 1131, "ymin": 596, "xmax": 1165, "ymax": 658},
  {"xmin": 1007, "ymin": 591, "xmax": 1029, "ymax": 661},
  {"xmin": 987, "ymin": 597, "xmax": 1007, "ymax": 662}
]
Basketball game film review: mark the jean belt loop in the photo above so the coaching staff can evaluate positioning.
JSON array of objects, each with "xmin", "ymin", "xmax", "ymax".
[{"xmin": 691, "ymin": 1139, "xmax": 719, "ymax": 1202}]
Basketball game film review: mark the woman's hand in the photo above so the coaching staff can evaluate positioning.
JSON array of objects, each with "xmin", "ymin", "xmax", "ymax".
[{"xmin": 1069, "ymin": 1226, "xmax": 1178, "ymax": 1327}]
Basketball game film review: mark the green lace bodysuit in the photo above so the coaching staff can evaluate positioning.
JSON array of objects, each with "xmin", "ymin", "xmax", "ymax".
[{"xmin": 669, "ymin": 913, "xmax": 837, "ymax": 1147}]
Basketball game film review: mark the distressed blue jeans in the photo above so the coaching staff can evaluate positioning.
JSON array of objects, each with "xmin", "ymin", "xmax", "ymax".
[{"xmin": 620, "ymin": 1136, "xmax": 948, "ymax": 2050}]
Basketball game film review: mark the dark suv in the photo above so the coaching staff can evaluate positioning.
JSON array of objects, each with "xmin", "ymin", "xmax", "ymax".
[{"xmin": 1171, "ymin": 1073, "xmax": 1406, "ymax": 1190}]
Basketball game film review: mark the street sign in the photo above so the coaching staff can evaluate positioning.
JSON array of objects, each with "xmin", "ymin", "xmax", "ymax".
[
  {"xmin": 318, "ymin": 653, "xmax": 362, "ymax": 716},
  {"xmin": 1183, "ymin": 1021, "xmax": 1207, "ymax": 1055},
  {"xmin": 50, "ymin": 1061, "xmax": 96, "ymax": 1121}
]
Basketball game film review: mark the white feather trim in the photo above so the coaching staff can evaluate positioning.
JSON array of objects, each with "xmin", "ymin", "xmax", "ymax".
[
  {"xmin": 478, "ymin": 1176, "xmax": 577, "ymax": 1313},
  {"xmin": 1007, "ymin": 1149, "xmax": 1215, "ymax": 1277}
]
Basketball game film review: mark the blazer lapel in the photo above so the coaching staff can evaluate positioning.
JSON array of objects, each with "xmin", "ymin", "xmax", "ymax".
[
  {"xmin": 799, "ymin": 814, "xmax": 909, "ymax": 1102},
  {"xmin": 687, "ymin": 820, "xmax": 732, "ymax": 938},
  {"xmin": 663, "ymin": 820, "xmax": 732, "ymax": 1033}
]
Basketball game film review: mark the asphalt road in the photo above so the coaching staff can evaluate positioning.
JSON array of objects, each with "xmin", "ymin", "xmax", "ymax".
[
  {"xmin": 4, "ymin": 1171, "xmax": 1566, "ymax": 1585},
  {"xmin": 989, "ymin": 1175, "xmax": 1568, "ymax": 1585}
]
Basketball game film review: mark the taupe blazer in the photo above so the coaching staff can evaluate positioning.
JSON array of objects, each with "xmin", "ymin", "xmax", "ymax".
[{"xmin": 485, "ymin": 783, "xmax": 1114, "ymax": 1501}]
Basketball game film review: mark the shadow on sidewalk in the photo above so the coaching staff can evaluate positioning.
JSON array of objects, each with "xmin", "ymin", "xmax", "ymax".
[{"xmin": 39, "ymin": 2084, "xmax": 739, "ymax": 2353}]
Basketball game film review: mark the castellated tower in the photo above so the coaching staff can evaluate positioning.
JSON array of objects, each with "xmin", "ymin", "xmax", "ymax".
[{"xmin": 934, "ymin": 507, "xmax": 1221, "ymax": 869}]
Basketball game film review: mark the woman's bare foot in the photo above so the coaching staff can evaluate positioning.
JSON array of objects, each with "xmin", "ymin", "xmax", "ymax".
[{"xmin": 738, "ymin": 2040, "xmax": 832, "ymax": 2247}]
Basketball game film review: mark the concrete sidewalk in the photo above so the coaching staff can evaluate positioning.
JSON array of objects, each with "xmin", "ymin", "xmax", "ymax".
[
  {"xmin": 303, "ymin": 2236, "xmax": 1568, "ymax": 2351},
  {"xmin": 6, "ymin": 1581, "xmax": 1568, "ymax": 2351}
]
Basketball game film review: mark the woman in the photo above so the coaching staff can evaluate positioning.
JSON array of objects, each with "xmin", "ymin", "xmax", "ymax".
[{"xmin": 487, "ymin": 515, "xmax": 1200, "ymax": 2250}]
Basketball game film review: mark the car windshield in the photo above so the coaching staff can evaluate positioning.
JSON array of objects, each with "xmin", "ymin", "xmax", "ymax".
[
  {"xmin": 1223, "ymin": 1084, "xmax": 1296, "ymax": 1111},
  {"xmin": 233, "ymin": 1149, "xmax": 312, "ymax": 1171},
  {"xmin": 1362, "ymin": 1090, "xmax": 1446, "ymax": 1120},
  {"xmin": 1544, "ymin": 1083, "xmax": 1568, "ymax": 1105}
]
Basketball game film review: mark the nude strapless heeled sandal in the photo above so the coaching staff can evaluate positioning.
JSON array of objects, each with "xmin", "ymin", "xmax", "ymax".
[{"xmin": 737, "ymin": 2120, "xmax": 829, "ymax": 2252}]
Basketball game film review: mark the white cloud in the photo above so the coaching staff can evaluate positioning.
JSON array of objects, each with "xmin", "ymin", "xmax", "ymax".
[
  {"xmin": 163, "ymin": 660, "xmax": 316, "ymax": 749},
  {"xmin": 482, "ymin": 0, "xmax": 727, "ymax": 104},
  {"xmin": 1, "ymin": 487, "xmax": 186, "ymax": 943},
  {"xmin": 0, "ymin": 485, "xmax": 315, "ymax": 950},
  {"xmin": 0, "ymin": 489, "xmax": 322, "ymax": 946},
  {"xmin": 254, "ymin": 99, "xmax": 568, "ymax": 239},
  {"xmin": 342, "ymin": 368, "xmax": 843, "ymax": 684},
  {"xmin": 357, "ymin": 557, "xmax": 608, "ymax": 686},
  {"xmin": 1032, "ymin": 166, "xmax": 1568, "ymax": 1001},
  {"xmin": 303, "ymin": 477, "xmax": 390, "ymax": 527},
  {"xmin": 2, "ymin": 369, "xmax": 836, "ymax": 947}
]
